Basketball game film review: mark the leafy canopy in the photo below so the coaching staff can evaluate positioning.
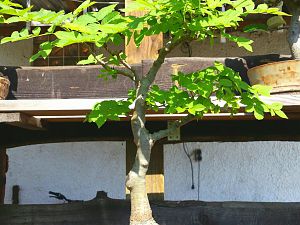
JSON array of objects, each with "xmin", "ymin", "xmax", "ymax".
[{"xmin": 0, "ymin": 0, "xmax": 288, "ymax": 128}]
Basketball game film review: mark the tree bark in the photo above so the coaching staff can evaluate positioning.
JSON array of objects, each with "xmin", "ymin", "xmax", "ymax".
[
  {"xmin": 125, "ymin": 36, "xmax": 184, "ymax": 225},
  {"xmin": 287, "ymin": 4, "xmax": 300, "ymax": 59},
  {"xmin": 126, "ymin": 79, "xmax": 158, "ymax": 225}
]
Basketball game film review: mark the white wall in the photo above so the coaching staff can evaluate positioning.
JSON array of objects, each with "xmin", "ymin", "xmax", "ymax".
[
  {"xmin": 0, "ymin": 31, "xmax": 290, "ymax": 67},
  {"xmin": 164, "ymin": 142, "xmax": 300, "ymax": 202},
  {"xmin": 4, "ymin": 141, "xmax": 126, "ymax": 204},
  {"xmin": 0, "ymin": 39, "xmax": 33, "ymax": 66}
]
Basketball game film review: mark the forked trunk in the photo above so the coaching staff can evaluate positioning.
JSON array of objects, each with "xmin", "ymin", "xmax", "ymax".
[{"xmin": 287, "ymin": 5, "xmax": 300, "ymax": 59}]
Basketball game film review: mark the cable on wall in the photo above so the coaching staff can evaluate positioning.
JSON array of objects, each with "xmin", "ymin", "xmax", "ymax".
[{"xmin": 183, "ymin": 143, "xmax": 195, "ymax": 189}]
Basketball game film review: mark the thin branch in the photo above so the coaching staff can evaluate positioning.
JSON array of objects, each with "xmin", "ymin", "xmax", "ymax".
[
  {"xmin": 151, "ymin": 114, "xmax": 195, "ymax": 142},
  {"xmin": 143, "ymin": 37, "xmax": 185, "ymax": 87},
  {"xmin": 83, "ymin": 43, "xmax": 135, "ymax": 81},
  {"xmin": 103, "ymin": 44, "xmax": 137, "ymax": 77}
]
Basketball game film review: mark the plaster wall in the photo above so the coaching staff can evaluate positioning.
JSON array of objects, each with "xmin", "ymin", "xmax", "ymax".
[
  {"xmin": 0, "ymin": 31, "xmax": 290, "ymax": 67},
  {"xmin": 0, "ymin": 39, "xmax": 33, "ymax": 66},
  {"xmin": 169, "ymin": 31, "xmax": 290, "ymax": 58},
  {"xmin": 4, "ymin": 141, "xmax": 126, "ymax": 204},
  {"xmin": 164, "ymin": 142, "xmax": 300, "ymax": 202}
]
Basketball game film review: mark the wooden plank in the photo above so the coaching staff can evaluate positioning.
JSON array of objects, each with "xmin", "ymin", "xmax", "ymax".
[
  {"xmin": 2, "ymin": 120, "xmax": 300, "ymax": 148},
  {"xmin": 1, "ymin": 56, "xmax": 290, "ymax": 100},
  {"xmin": 0, "ymin": 113, "xmax": 45, "ymax": 130},
  {"xmin": 0, "ymin": 95, "xmax": 299, "ymax": 112},
  {"xmin": 0, "ymin": 65, "xmax": 138, "ymax": 100},
  {"xmin": 125, "ymin": 0, "xmax": 163, "ymax": 64},
  {"xmin": 1, "ymin": 197, "xmax": 300, "ymax": 225},
  {"xmin": 0, "ymin": 148, "xmax": 7, "ymax": 204}
]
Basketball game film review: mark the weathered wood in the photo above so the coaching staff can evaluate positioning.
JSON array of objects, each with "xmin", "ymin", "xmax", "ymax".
[
  {"xmin": 1, "ymin": 56, "xmax": 290, "ymax": 100},
  {"xmin": 0, "ymin": 65, "xmax": 138, "ymax": 100},
  {"xmin": 0, "ymin": 93, "xmax": 299, "ymax": 119},
  {"xmin": 142, "ymin": 55, "xmax": 291, "ymax": 91},
  {"xmin": 0, "ymin": 113, "xmax": 45, "ymax": 130},
  {"xmin": 0, "ymin": 148, "xmax": 7, "ymax": 204},
  {"xmin": 2, "ymin": 120, "xmax": 300, "ymax": 148},
  {"xmin": 0, "ymin": 197, "xmax": 300, "ymax": 225},
  {"xmin": 125, "ymin": 0, "xmax": 163, "ymax": 64}
]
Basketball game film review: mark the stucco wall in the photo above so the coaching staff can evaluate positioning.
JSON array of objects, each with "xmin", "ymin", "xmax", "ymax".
[
  {"xmin": 4, "ymin": 141, "xmax": 126, "ymax": 204},
  {"xmin": 164, "ymin": 142, "xmax": 300, "ymax": 202},
  {"xmin": 169, "ymin": 31, "xmax": 290, "ymax": 57},
  {"xmin": 0, "ymin": 31, "xmax": 290, "ymax": 67},
  {"xmin": 0, "ymin": 39, "xmax": 33, "ymax": 66}
]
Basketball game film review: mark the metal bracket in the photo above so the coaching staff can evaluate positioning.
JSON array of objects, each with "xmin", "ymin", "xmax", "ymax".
[{"xmin": 167, "ymin": 121, "xmax": 181, "ymax": 141}]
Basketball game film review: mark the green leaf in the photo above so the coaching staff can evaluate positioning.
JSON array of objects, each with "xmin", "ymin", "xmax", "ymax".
[
  {"xmin": 94, "ymin": 4, "xmax": 117, "ymax": 21},
  {"xmin": 86, "ymin": 100, "xmax": 131, "ymax": 128},
  {"xmin": 274, "ymin": 110, "xmax": 288, "ymax": 119},
  {"xmin": 252, "ymin": 84, "xmax": 272, "ymax": 97},
  {"xmin": 73, "ymin": 0, "xmax": 95, "ymax": 16},
  {"xmin": 32, "ymin": 27, "xmax": 41, "ymax": 36},
  {"xmin": 98, "ymin": 23, "xmax": 127, "ymax": 34},
  {"xmin": 243, "ymin": 24, "xmax": 268, "ymax": 33},
  {"xmin": 254, "ymin": 109, "xmax": 264, "ymax": 120},
  {"xmin": 220, "ymin": 79, "xmax": 233, "ymax": 87},
  {"xmin": 77, "ymin": 54, "xmax": 97, "ymax": 65},
  {"xmin": 222, "ymin": 32, "xmax": 253, "ymax": 52},
  {"xmin": 270, "ymin": 102, "xmax": 283, "ymax": 110}
]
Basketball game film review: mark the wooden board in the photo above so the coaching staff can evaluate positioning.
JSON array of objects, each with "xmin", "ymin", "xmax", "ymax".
[
  {"xmin": 2, "ymin": 119, "xmax": 300, "ymax": 148},
  {"xmin": 0, "ymin": 93, "xmax": 299, "ymax": 116},
  {"xmin": 1, "ymin": 197, "xmax": 300, "ymax": 225},
  {"xmin": 0, "ymin": 65, "xmax": 138, "ymax": 100},
  {"xmin": 1, "ymin": 56, "xmax": 291, "ymax": 100},
  {"xmin": 125, "ymin": 0, "xmax": 163, "ymax": 64},
  {"xmin": 0, "ymin": 113, "xmax": 45, "ymax": 130}
]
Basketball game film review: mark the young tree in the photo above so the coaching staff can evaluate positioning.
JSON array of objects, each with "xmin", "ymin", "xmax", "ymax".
[{"xmin": 0, "ymin": 0, "xmax": 288, "ymax": 224}]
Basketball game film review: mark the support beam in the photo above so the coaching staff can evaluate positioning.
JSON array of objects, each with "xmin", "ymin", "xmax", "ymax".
[
  {"xmin": 0, "ymin": 148, "xmax": 7, "ymax": 204},
  {"xmin": 0, "ymin": 113, "xmax": 45, "ymax": 130},
  {"xmin": 125, "ymin": 0, "xmax": 163, "ymax": 64}
]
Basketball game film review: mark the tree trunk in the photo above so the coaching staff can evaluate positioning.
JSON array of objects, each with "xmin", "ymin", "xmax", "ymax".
[
  {"xmin": 126, "ymin": 107, "xmax": 158, "ymax": 225},
  {"xmin": 287, "ymin": 6, "xmax": 300, "ymax": 59},
  {"xmin": 126, "ymin": 141, "xmax": 158, "ymax": 225},
  {"xmin": 126, "ymin": 170, "xmax": 158, "ymax": 225}
]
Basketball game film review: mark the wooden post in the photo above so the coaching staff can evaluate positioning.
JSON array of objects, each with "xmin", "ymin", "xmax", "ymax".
[
  {"xmin": 125, "ymin": 0, "xmax": 163, "ymax": 64},
  {"xmin": 0, "ymin": 148, "xmax": 8, "ymax": 204}
]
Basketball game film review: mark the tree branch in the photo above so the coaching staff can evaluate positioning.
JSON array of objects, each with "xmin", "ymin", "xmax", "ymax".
[
  {"xmin": 83, "ymin": 43, "xmax": 135, "ymax": 81},
  {"xmin": 103, "ymin": 44, "xmax": 138, "ymax": 79},
  {"xmin": 142, "ymin": 37, "xmax": 185, "ymax": 88},
  {"xmin": 151, "ymin": 114, "xmax": 195, "ymax": 142}
]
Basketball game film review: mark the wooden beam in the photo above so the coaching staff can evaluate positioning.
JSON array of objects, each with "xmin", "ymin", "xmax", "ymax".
[
  {"xmin": 2, "ymin": 120, "xmax": 300, "ymax": 149},
  {"xmin": 0, "ymin": 148, "xmax": 7, "ymax": 204},
  {"xmin": 1, "ymin": 197, "xmax": 300, "ymax": 225},
  {"xmin": 125, "ymin": 0, "xmax": 163, "ymax": 64},
  {"xmin": 0, "ymin": 113, "xmax": 45, "ymax": 130},
  {"xmin": 0, "ymin": 95, "xmax": 299, "ymax": 120}
]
